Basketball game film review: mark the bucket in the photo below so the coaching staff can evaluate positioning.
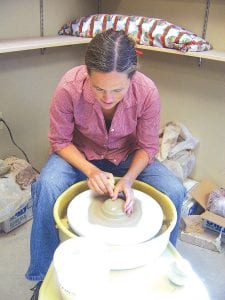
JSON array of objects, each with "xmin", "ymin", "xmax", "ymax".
[
  {"xmin": 54, "ymin": 179, "xmax": 177, "ymax": 270},
  {"xmin": 53, "ymin": 237, "xmax": 110, "ymax": 300}
]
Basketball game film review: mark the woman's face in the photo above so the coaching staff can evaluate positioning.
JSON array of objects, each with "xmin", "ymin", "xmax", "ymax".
[{"xmin": 89, "ymin": 70, "xmax": 130, "ymax": 111}]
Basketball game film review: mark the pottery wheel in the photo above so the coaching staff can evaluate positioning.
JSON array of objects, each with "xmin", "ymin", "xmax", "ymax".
[{"xmin": 67, "ymin": 189, "xmax": 164, "ymax": 246}]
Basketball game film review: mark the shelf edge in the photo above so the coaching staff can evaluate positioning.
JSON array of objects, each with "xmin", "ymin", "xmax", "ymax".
[{"xmin": 0, "ymin": 36, "xmax": 224, "ymax": 62}]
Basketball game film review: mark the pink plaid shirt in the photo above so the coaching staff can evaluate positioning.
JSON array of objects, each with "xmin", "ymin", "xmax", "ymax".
[{"xmin": 49, "ymin": 65, "xmax": 160, "ymax": 165}]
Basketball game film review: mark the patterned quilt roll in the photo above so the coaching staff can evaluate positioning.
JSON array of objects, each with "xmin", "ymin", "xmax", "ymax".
[{"xmin": 58, "ymin": 14, "xmax": 212, "ymax": 52}]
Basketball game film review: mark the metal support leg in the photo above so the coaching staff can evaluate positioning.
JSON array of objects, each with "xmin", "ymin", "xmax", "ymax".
[{"xmin": 198, "ymin": 0, "xmax": 211, "ymax": 66}]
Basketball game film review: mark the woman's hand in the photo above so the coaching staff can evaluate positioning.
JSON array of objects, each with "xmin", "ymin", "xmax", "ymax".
[
  {"xmin": 87, "ymin": 169, "xmax": 115, "ymax": 197},
  {"xmin": 112, "ymin": 178, "xmax": 134, "ymax": 215}
]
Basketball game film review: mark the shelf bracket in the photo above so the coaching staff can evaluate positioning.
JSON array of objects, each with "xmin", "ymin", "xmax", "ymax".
[
  {"xmin": 40, "ymin": 0, "xmax": 45, "ymax": 55},
  {"xmin": 98, "ymin": 0, "xmax": 101, "ymax": 14},
  {"xmin": 198, "ymin": 0, "xmax": 211, "ymax": 66}
]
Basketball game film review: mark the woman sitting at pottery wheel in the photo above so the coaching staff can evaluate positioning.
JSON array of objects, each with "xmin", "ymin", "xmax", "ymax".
[{"xmin": 26, "ymin": 29, "xmax": 186, "ymax": 297}]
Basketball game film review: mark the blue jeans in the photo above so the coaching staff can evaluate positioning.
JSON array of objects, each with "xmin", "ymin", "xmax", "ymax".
[{"xmin": 25, "ymin": 153, "xmax": 186, "ymax": 281}]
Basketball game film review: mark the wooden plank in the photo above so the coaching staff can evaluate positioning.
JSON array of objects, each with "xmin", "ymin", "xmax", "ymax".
[
  {"xmin": 0, "ymin": 35, "xmax": 224, "ymax": 62},
  {"xmin": 137, "ymin": 44, "xmax": 225, "ymax": 62},
  {"xmin": 0, "ymin": 36, "xmax": 91, "ymax": 54}
]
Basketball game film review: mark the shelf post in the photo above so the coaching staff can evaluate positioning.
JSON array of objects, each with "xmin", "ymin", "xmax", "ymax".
[
  {"xmin": 40, "ymin": 0, "xmax": 45, "ymax": 54},
  {"xmin": 98, "ymin": 0, "xmax": 101, "ymax": 13},
  {"xmin": 198, "ymin": 0, "xmax": 211, "ymax": 66}
]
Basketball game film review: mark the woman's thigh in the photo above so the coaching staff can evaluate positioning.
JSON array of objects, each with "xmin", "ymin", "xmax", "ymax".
[
  {"xmin": 32, "ymin": 153, "xmax": 86, "ymax": 207},
  {"xmin": 137, "ymin": 160, "xmax": 186, "ymax": 202},
  {"xmin": 115, "ymin": 156, "xmax": 186, "ymax": 205}
]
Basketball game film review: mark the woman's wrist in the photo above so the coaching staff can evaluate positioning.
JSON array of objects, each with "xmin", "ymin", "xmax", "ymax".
[{"xmin": 121, "ymin": 174, "xmax": 135, "ymax": 187}]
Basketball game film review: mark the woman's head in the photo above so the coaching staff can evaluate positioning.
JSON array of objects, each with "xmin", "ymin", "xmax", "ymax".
[{"xmin": 85, "ymin": 29, "xmax": 137, "ymax": 78}]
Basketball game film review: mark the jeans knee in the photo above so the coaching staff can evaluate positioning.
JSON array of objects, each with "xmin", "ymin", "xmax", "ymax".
[
  {"xmin": 32, "ymin": 173, "xmax": 65, "ymax": 212},
  {"xmin": 34, "ymin": 171, "xmax": 57, "ymax": 195},
  {"xmin": 163, "ymin": 180, "xmax": 186, "ymax": 213},
  {"xmin": 40, "ymin": 163, "xmax": 78, "ymax": 193},
  {"xmin": 173, "ymin": 182, "xmax": 186, "ymax": 201}
]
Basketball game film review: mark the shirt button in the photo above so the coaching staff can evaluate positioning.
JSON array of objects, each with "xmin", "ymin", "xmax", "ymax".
[
  {"xmin": 101, "ymin": 155, "xmax": 104, "ymax": 159},
  {"xmin": 113, "ymin": 159, "xmax": 117, "ymax": 163},
  {"xmin": 110, "ymin": 128, "xmax": 115, "ymax": 132}
]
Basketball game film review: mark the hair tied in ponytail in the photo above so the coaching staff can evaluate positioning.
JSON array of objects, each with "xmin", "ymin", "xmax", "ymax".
[{"xmin": 135, "ymin": 49, "xmax": 144, "ymax": 56}]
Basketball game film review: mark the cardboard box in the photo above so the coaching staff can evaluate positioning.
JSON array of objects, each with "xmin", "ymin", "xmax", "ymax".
[
  {"xmin": 180, "ymin": 229, "xmax": 224, "ymax": 252},
  {"xmin": 203, "ymin": 220, "xmax": 225, "ymax": 242},
  {"xmin": 179, "ymin": 179, "xmax": 225, "ymax": 252},
  {"xmin": 0, "ymin": 198, "xmax": 32, "ymax": 233},
  {"xmin": 181, "ymin": 178, "xmax": 203, "ymax": 216},
  {"xmin": 181, "ymin": 197, "xmax": 203, "ymax": 216},
  {"xmin": 181, "ymin": 215, "xmax": 204, "ymax": 234},
  {"xmin": 191, "ymin": 178, "xmax": 225, "ymax": 231}
]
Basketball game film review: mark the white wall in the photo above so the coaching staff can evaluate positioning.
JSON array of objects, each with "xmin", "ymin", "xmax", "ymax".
[
  {"xmin": 101, "ymin": 0, "xmax": 225, "ymax": 186},
  {"xmin": 0, "ymin": 0, "xmax": 98, "ymax": 171}
]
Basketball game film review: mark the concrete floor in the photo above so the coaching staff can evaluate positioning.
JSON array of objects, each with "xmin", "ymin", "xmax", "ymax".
[
  {"xmin": 0, "ymin": 220, "xmax": 225, "ymax": 300},
  {"xmin": 177, "ymin": 239, "xmax": 225, "ymax": 300}
]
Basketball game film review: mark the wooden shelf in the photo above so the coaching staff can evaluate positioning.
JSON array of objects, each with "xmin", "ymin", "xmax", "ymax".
[
  {"xmin": 137, "ymin": 44, "xmax": 225, "ymax": 62},
  {"xmin": 0, "ymin": 36, "xmax": 91, "ymax": 54},
  {"xmin": 0, "ymin": 35, "xmax": 224, "ymax": 62}
]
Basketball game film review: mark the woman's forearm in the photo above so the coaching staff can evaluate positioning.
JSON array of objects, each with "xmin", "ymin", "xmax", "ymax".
[
  {"xmin": 56, "ymin": 144, "xmax": 99, "ymax": 177},
  {"xmin": 123, "ymin": 149, "xmax": 150, "ymax": 185}
]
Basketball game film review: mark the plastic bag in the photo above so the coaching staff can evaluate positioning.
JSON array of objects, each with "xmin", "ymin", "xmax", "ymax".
[
  {"xmin": 157, "ymin": 122, "xmax": 199, "ymax": 181},
  {"xmin": 0, "ymin": 173, "xmax": 31, "ymax": 223},
  {"xmin": 207, "ymin": 188, "xmax": 225, "ymax": 218},
  {"xmin": 4, "ymin": 156, "xmax": 38, "ymax": 190}
]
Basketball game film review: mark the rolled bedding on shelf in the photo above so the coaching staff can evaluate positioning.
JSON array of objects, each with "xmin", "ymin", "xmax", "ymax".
[{"xmin": 58, "ymin": 14, "xmax": 212, "ymax": 52}]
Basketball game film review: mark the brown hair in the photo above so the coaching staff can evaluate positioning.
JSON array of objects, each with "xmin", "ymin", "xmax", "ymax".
[{"xmin": 85, "ymin": 29, "xmax": 137, "ymax": 78}]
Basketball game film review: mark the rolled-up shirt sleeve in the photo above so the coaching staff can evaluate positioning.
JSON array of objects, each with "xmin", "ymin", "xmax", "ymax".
[
  {"xmin": 136, "ymin": 86, "xmax": 160, "ymax": 164},
  {"xmin": 48, "ymin": 85, "xmax": 75, "ymax": 152}
]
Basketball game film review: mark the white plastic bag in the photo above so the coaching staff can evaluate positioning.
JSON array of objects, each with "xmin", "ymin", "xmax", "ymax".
[
  {"xmin": 207, "ymin": 188, "xmax": 225, "ymax": 217},
  {"xmin": 0, "ymin": 173, "xmax": 31, "ymax": 223},
  {"xmin": 157, "ymin": 122, "xmax": 199, "ymax": 181}
]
